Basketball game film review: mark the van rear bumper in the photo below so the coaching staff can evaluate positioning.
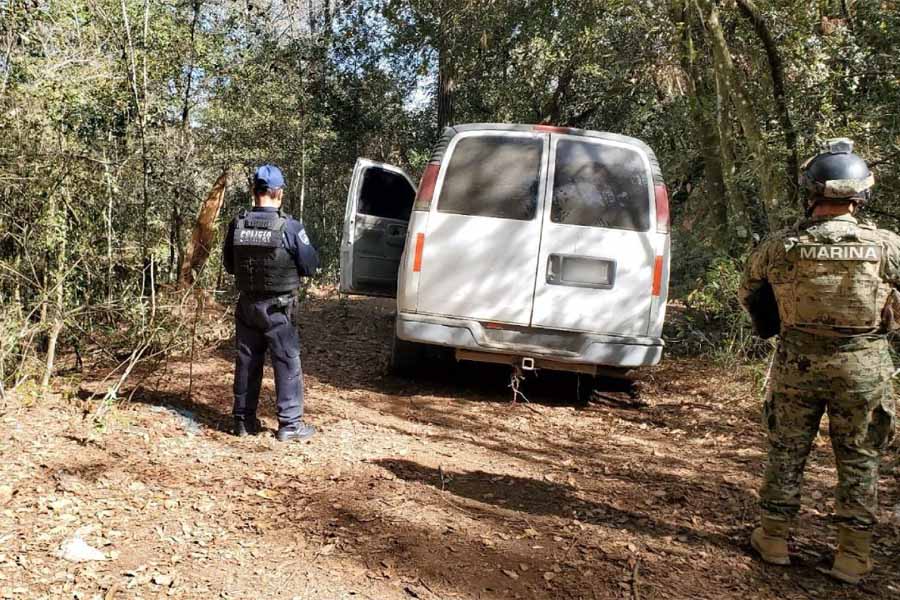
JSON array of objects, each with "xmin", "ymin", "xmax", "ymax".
[{"xmin": 396, "ymin": 312, "xmax": 663, "ymax": 369}]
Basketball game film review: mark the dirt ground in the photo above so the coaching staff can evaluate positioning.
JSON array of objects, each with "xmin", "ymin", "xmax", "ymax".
[{"xmin": 1, "ymin": 291, "xmax": 899, "ymax": 600}]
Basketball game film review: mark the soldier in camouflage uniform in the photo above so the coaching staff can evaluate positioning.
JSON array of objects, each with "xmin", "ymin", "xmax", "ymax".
[{"xmin": 739, "ymin": 139, "xmax": 900, "ymax": 584}]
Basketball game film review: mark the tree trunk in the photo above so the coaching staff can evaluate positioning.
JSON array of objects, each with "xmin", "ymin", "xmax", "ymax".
[
  {"xmin": 541, "ymin": 63, "xmax": 575, "ymax": 125},
  {"xmin": 42, "ymin": 301, "xmax": 63, "ymax": 387},
  {"xmin": 436, "ymin": 2, "xmax": 455, "ymax": 131},
  {"xmin": 42, "ymin": 188, "xmax": 68, "ymax": 388},
  {"xmin": 671, "ymin": 0, "xmax": 750, "ymax": 244},
  {"xmin": 437, "ymin": 44, "xmax": 454, "ymax": 131},
  {"xmin": 181, "ymin": 1, "xmax": 201, "ymax": 131},
  {"xmin": 696, "ymin": 0, "xmax": 784, "ymax": 232},
  {"xmin": 734, "ymin": 0, "xmax": 800, "ymax": 210},
  {"xmin": 12, "ymin": 250, "xmax": 22, "ymax": 320},
  {"xmin": 712, "ymin": 65, "xmax": 749, "ymax": 236},
  {"xmin": 173, "ymin": 1, "xmax": 200, "ymax": 283},
  {"xmin": 178, "ymin": 171, "xmax": 228, "ymax": 288},
  {"xmin": 120, "ymin": 0, "xmax": 153, "ymax": 288},
  {"xmin": 300, "ymin": 136, "xmax": 306, "ymax": 222},
  {"xmin": 170, "ymin": 202, "xmax": 183, "ymax": 283},
  {"xmin": 671, "ymin": 1, "xmax": 737, "ymax": 239},
  {"xmin": 103, "ymin": 151, "xmax": 115, "ymax": 303}
]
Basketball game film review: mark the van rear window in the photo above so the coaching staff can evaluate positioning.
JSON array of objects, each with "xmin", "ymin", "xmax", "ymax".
[
  {"xmin": 437, "ymin": 136, "xmax": 542, "ymax": 221},
  {"xmin": 358, "ymin": 168, "xmax": 416, "ymax": 221},
  {"xmin": 550, "ymin": 140, "xmax": 650, "ymax": 231}
]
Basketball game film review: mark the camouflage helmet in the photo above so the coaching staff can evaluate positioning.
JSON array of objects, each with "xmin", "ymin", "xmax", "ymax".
[{"xmin": 799, "ymin": 138, "xmax": 874, "ymax": 206}]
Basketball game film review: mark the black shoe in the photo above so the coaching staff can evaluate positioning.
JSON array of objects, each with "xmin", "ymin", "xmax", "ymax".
[
  {"xmin": 233, "ymin": 417, "xmax": 262, "ymax": 437},
  {"xmin": 275, "ymin": 422, "xmax": 316, "ymax": 442}
]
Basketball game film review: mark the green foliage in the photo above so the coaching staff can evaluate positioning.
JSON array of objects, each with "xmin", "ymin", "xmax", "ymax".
[
  {"xmin": 667, "ymin": 257, "xmax": 772, "ymax": 362},
  {"xmin": 1, "ymin": 0, "xmax": 899, "ymax": 392},
  {"xmin": 685, "ymin": 258, "xmax": 745, "ymax": 316}
]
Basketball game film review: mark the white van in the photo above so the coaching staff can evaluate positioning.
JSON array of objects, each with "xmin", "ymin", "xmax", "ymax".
[{"xmin": 340, "ymin": 124, "xmax": 670, "ymax": 391}]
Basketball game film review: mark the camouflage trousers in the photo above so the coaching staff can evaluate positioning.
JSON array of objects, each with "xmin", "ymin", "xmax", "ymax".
[{"xmin": 760, "ymin": 331, "xmax": 896, "ymax": 530}]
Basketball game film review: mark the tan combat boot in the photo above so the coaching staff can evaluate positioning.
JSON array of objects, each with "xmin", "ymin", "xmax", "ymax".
[
  {"xmin": 828, "ymin": 526, "xmax": 873, "ymax": 584},
  {"xmin": 750, "ymin": 516, "xmax": 791, "ymax": 565}
]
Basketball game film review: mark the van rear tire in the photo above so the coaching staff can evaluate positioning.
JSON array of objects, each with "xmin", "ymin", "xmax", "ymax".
[{"xmin": 389, "ymin": 332, "xmax": 421, "ymax": 375}]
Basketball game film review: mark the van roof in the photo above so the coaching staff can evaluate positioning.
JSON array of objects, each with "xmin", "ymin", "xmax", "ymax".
[{"xmin": 429, "ymin": 123, "xmax": 664, "ymax": 185}]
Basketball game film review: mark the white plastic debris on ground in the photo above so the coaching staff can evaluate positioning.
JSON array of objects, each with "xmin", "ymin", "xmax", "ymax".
[{"xmin": 57, "ymin": 536, "xmax": 106, "ymax": 562}]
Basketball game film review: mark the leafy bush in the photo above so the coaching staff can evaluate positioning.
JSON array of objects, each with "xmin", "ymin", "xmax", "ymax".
[{"xmin": 665, "ymin": 256, "xmax": 773, "ymax": 362}]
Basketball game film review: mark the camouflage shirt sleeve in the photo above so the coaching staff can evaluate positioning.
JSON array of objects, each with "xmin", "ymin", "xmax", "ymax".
[
  {"xmin": 877, "ymin": 229, "xmax": 900, "ymax": 287},
  {"xmin": 738, "ymin": 236, "xmax": 780, "ymax": 312}
]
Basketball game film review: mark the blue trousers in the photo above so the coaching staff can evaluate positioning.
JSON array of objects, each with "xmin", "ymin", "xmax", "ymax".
[{"xmin": 233, "ymin": 293, "xmax": 304, "ymax": 427}]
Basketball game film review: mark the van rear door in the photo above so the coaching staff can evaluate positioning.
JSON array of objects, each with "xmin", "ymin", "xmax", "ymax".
[
  {"xmin": 339, "ymin": 158, "xmax": 417, "ymax": 297},
  {"xmin": 415, "ymin": 131, "xmax": 549, "ymax": 325},
  {"xmin": 529, "ymin": 135, "xmax": 659, "ymax": 336}
]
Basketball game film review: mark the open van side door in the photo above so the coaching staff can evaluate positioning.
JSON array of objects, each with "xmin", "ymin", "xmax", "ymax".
[{"xmin": 340, "ymin": 158, "xmax": 417, "ymax": 297}]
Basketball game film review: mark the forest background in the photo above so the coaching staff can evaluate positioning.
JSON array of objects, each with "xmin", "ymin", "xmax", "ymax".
[{"xmin": 1, "ymin": 0, "xmax": 898, "ymax": 395}]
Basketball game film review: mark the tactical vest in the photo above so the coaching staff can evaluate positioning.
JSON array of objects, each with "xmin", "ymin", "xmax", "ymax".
[
  {"xmin": 232, "ymin": 210, "xmax": 301, "ymax": 294},
  {"xmin": 772, "ymin": 219, "xmax": 892, "ymax": 335}
]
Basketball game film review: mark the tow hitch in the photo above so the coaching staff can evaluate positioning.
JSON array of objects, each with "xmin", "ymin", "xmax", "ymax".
[{"xmin": 509, "ymin": 365, "xmax": 531, "ymax": 404}]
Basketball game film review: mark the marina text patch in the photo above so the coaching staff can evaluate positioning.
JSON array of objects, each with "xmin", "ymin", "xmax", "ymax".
[{"xmin": 794, "ymin": 244, "xmax": 882, "ymax": 262}]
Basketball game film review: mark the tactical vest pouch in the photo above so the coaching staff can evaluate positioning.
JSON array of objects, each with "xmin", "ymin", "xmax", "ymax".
[{"xmin": 787, "ymin": 243, "xmax": 884, "ymax": 331}]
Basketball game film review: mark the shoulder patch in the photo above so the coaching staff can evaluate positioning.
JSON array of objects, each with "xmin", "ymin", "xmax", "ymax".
[{"xmin": 298, "ymin": 229, "xmax": 310, "ymax": 246}]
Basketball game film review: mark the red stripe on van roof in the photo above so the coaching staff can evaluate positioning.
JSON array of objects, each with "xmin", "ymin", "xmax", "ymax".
[{"xmin": 533, "ymin": 125, "xmax": 574, "ymax": 134}]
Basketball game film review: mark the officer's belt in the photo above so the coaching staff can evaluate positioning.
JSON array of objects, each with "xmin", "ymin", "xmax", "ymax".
[{"xmin": 240, "ymin": 291, "xmax": 295, "ymax": 304}]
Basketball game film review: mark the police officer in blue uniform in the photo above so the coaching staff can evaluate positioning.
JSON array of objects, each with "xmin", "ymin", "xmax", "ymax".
[{"xmin": 223, "ymin": 164, "xmax": 319, "ymax": 442}]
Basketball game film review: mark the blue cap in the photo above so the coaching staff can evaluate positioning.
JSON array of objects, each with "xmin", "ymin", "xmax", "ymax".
[{"xmin": 253, "ymin": 164, "xmax": 285, "ymax": 192}]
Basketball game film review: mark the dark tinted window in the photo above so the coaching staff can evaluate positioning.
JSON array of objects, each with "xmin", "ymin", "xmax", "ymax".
[
  {"xmin": 550, "ymin": 140, "xmax": 650, "ymax": 231},
  {"xmin": 437, "ymin": 136, "xmax": 542, "ymax": 220},
  {"xmin": 358, "ymin": 168, "xmax": 416, "ymax": 221}
]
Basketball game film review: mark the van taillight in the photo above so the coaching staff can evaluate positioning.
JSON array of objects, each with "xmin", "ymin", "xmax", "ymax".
[
  {"xmin": 414, "ymin": 163, "xmax": 440, "ymax": 210},
  {"xmin": 655, "ymin": 184, "xmax": 670, "ymax": 233},
  {"xmin": 412, "ymin": 233, "xmax": 425, "ymax": 272},
  {"xmin": 652, "ymin": 256, "xmax": 664, "ymax": 297}
]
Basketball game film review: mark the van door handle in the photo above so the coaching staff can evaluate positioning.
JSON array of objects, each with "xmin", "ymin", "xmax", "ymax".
[
  {"xmin": 547, "ymin": 255, "xmax": 560, "ymax": 283},
  {"xmin": 386, "ymin": 225, "xmax": 406, "ymax": 247}
]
